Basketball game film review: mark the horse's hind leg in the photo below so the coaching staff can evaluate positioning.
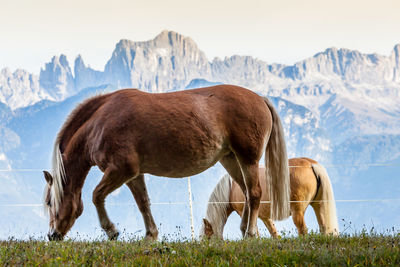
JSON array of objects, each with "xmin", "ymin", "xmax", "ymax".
[
  {"xmin": 93, "ymin": 166, "xmax": 136, "ymax": 240},
  {"xmin": 310, "ymin": 202, "xmax": 327, "ymax": 234},
  {"xmin": 292, "ymin": 208, "xmax": 308, "ymax": 235},
  {"xmin": 220, "ymin": 153, "xmax": 249, "ymax": 237},
  {"xmin": 239, "ymin": 163, "xmax": 261, "ymax": 237},
  {"xmin": 125, "ymin": 174, "xmax": 158, "ymax": 241}
]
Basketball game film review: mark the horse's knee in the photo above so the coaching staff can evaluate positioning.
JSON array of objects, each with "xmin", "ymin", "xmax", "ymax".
[
  {"xmin": 250, "ymin": 185, "xmax": 262, "ymax": 199},
  {"xmin": 248, "ymin": 186, "xmax": 262, "ymax": 209},
  {"xmin": 92, "ymin": 189, "xmax": 104, "ymax": 207}
]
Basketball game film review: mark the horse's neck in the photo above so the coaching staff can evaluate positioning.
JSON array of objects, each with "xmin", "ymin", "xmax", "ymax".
[{"xmin": 63, "ymin": 154, "xmax": 91, "ymax": 191}]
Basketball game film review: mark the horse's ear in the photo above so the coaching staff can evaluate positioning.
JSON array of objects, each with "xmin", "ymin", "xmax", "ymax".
[
  {"xmin": 203, "ymin": 218, "xmax": 214, "ymax": 237},
  {"xmin": 43, "ymin": 171, "xmax": 53, "ymax": 186}
]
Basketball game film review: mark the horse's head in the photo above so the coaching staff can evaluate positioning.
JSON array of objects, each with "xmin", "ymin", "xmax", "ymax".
[
  {"xmin": 200, "ymin": 218, "xmax": 215, "ymax": 239},
  {"xmin": 43, "ymin": 171, "xmax": 83, "ymax": 241}
]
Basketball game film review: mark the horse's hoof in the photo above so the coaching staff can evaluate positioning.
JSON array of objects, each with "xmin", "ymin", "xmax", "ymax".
[
  {"xmin": 244, "ymin": 230, "xmax": 257, "ymax": 238},
  {"xmin": 144, "ymin": 229, "xmax": 158, "ymax": 242},
  {"xmin": 109, "ymin": 231, "xmax": 119, "ymax": 240},
  {"xmin": 106, "ymin": 229, "xmax": 120, "ymax": 240},
  {"xmin": 144, "ymin": 235, "xmax": 158, "ymax": 242}
]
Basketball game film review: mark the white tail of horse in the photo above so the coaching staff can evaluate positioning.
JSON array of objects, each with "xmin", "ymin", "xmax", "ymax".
[
  {"xmin": 44, "ymin": 142, "xmax": 66, "ymax": 215},
  {"xmin": 200, "ymin": 174, "xmax": 231, "ymax": 239},
  {"xmin": 264, "ymin": 98, "xmax": 291, "ymax": 221},
  {"xmin": 311, "ymin": 163, "xmax": 339, "ymax": 235}
]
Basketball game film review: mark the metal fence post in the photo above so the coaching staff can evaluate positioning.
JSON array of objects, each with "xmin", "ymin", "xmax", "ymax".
[{"xmin": 187, "ymin": 177, "xmax": 195, "ymax": 240}]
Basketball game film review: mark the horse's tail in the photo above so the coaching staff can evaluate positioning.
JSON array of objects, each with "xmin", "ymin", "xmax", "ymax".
[
  {"xmin": 201, "ymin": 174, "xmax": 232, "ymax": 238},
  {"xmin": 263, "ymin": 97, "xmax": 291, "ymax": 221},
  {"xmin": 311, "ymin": 163, "xmax": 339, "ymax": 235}
]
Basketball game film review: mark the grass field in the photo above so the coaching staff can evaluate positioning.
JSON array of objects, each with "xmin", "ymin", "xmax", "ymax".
[{"xmin": 1, "ymin": 233, "xmax": 399, "ymax": 266}]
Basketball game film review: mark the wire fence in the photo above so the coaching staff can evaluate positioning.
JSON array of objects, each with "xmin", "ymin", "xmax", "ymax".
[
  {"xmin": 1, "ymin": 162, "xmax": 400, "ymax": 172},
  {"xmin": 1, "ymin": 163, "xmax": 400, "ymax": 238}
]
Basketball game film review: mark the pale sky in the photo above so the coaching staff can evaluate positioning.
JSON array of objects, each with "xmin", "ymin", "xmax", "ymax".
[{"xmin": 1, "ymin": 0, "xmax": 400, "ymax": 74}]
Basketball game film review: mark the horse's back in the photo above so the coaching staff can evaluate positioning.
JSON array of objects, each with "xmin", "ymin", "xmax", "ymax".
[{"xmin": 89, "ymin": 85, "xmax": 266, "ymax": 131}]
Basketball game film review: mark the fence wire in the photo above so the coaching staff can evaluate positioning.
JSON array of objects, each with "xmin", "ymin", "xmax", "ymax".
[
  {"xmin": 1, "ymin": 162, "xmax": 400, "ymax": 172},
  {"xmin": 1, "ymin": 162, "xmax": 399, "ymax": 235}
]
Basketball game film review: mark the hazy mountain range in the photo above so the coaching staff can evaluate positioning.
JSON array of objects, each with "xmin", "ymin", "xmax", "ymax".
[{"xmin": 0, "ymin": 30, "xmax": 399, "ymax": 239}]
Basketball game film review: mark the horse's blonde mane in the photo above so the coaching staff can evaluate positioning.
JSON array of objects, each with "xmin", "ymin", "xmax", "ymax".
[
  {"xmin": 43, "ymin": 141, "xmax": 66, "ymax": 215},
  {"xmin": 201, "ymin": 174, "xmax": 232, "ymax": 238}
]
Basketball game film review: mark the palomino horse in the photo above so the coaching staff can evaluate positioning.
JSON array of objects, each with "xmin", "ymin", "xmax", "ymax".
[
  {"xmin": 201, "ymin": 157, "xmax": 339, "ymax": 239},
  {"xmin": 43, "ymin": 85, "xmax": 290, "ymax": 240}
]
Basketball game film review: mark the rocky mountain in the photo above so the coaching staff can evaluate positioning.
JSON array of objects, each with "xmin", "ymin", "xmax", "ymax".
[
  {"xmin": 74, "ymin": 55, "xmax": 103, "ymax": 91},
  {"xmin": 0, "ymin": 68, "xmax": 49, "ymax": 109},
  {"xmin": 103, "ymin": 30, "xmax": 211, "ymax": 91},
  {"xmin": 39, "ymin": 55, "xmax": 76, "ymax": 101},
  {"xmin": 2, "ymin": 30, "xmax": 399, "ymax": 115}
]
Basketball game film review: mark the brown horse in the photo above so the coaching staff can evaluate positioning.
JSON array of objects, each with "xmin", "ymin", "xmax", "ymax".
[
  {"xmin": 201, "ymin": 157, "xmax": 339, "ymax": 239},
  {"xmin": 43, "ymin": 85, "xmax": 290, "ymax": 240}
]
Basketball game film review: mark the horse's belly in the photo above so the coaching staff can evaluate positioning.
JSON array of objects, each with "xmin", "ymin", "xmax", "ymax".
[{"xmin": 140, "ymin": 143, "xmax": 228, "ymax": 178}]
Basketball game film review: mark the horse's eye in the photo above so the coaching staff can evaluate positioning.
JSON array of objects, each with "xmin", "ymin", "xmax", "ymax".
[{"xmin": 47, "ymin": 200, "xmax": 51, "ymax": 207}]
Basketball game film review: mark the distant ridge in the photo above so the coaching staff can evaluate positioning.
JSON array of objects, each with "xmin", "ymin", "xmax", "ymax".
[{"xmin": 0, "ymin": 30, "xmax": 399, "ymax": 111}]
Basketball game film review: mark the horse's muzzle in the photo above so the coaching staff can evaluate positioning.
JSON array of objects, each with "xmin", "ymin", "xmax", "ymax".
[{"xmin": 47, "ymin": 229, "xmax": 63, "ymax": 241}]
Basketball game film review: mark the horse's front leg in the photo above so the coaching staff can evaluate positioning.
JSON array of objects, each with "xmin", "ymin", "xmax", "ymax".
[
  {"xmin": 92, "ymin": 167, "xmax": 131, "ymax": 240},
  {"xmin": 125, "ymin": 174, "xmax": 158, "ymax": 241}
]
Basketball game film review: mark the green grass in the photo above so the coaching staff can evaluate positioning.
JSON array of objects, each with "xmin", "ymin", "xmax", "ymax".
[{"xmin": 1, "ymin": 234, "xmax": 399, "ymax": 266}]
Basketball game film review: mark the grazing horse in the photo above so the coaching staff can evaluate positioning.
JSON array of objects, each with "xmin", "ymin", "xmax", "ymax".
[
  {"xmin": 43, "ymin": 85, "xmax": 290, "ymax": 241},
  {"xmin": 201, "ymin": 157, "xmax": 339, "ymax": 239}
]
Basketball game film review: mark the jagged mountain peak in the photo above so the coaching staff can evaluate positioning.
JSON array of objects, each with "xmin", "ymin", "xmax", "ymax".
[
  {"xmin": 276, "ymin": 43, "xmax": 400, "ymax": 84},
  {"xmin": 45, "ymin": 54, "xmax": 70, "ymax": 68},
  {"xmin": 104, "ymin": 30, "xmax": 210, "ymax": 91},
  {"xmin": 310, "ymin": 45, "xmax": 400, "ymax": 68},
  {"xmin": 41, "ymin": 54, "xmax": 71, "ymax": 73},
  {"xmin": 114, "ymin": 30, "xmax": 198, "ymax": 51},
  {"xmin": 75, "ymin": 54, "xmax": 84, "ymax": 66},
  {"xmin": 393, "ymin": 43, "xmax": 400, "ymax": 55},
  {"xmin": 74, "ymin": 55, "xmax": 87, "ymax": 74},
  {"xmin": 153, "ymin": 29, "xmax": 186, "ymax": 42},
  {"xmin": 0, "ymin": 67, "xmax": 48, "ymax": 110},
  {"xmin": 392, "ymin": 44, "xmax": 400, "ymax": 66},
  {"xmin": 39, "ymin": 54, "xmax": 75, "ymax": 100},
  {"xmin": 73, "ymin": 55, "xmax": 103, "ymax": 91}
]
